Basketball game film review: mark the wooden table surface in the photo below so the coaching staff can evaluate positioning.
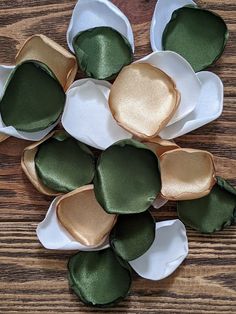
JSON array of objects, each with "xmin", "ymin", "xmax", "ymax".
[{"xmin": 0, "ymin": 0, "xmax": 235, "ymax": 313}]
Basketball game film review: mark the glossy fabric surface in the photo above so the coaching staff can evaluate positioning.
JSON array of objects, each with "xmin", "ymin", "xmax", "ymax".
[
  {"xmin": 0, "ymin": 61, "xmax": 65, "ymax": 132},
  {"xmin": 73, "ymin": 26, "xmax": 133, "ymax": 80},
  {"xmin": 35, "ymin": 133, "xmax": 95, "ymax": 193},
  {"xmin": 109, "ymin": 63, "xmax": 180, "ymax": 138},
  {"xmin": 177, "ymin": 177, "xmax": 236, "ymax": 233},
  {"xmin": 94, "ymin": 139, "xmax": 161, "ymax": 214},
  {"xmin": 57, "ymin": 185, "xmax": 117, "ymax": 246},
  {"xmin": 110, "ymin": 211, "xmax": 155, "ymax": 261},
  {"xmin": 160, "ymin": 148, "xmax": 216, "ymax": 200},
  {"xmin": 162, "ymin": 6, "xmax": 228, "ymax": 72},
  {"xmin": 68, "ymin": 249, "xmax": 132, "ymax": 306}
]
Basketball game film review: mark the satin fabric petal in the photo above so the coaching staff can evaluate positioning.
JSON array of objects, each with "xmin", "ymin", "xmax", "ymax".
[
  {"xmin": 0, "ymin": 61, "xmax": 65, "ymax": 133},
  {"xmin": 15, "ymin": 34, "xmax": 77, "ymax": 91},
  {"xmin": 160, "ymin": 148, "xmax": 216, "ymax": 200},
  {"xmin": 110, "ymin": 211, "xmax": 156, "ymax": 261},
  {"xmin": 159, "ymin": 72, "xmax": 224, "ymax": 139},
  {"xmin": 162, "ymin": 6, "xmax": 228, "ymax": 72},
  {"xmin": 94, "ymin": 139, "xmax": 161, "ymax": 214},
  {"xmin": 150, "ymin": 0, "xmax": 196, "ymax": 51},
  {"xmin": 56, "ymin": 185, "xmax": 117, "ymax": 247},
  {"xmin": 137, "ymin": 52, "xmax": 201, "ymax": 126},
  {"xmin": 177, "ymin": 177, "xmax": 236, "ymax": 233},
  {"xmin": 35, "ymin": 132, "xmax": 95, "ymax": 193},
  {"xmin": 36, "ymin": 193, "xmax": 109, "ymax": 251},
  {"xmin": 130, "ymin": 220, "xmax": 188, "ymax": 280},
  {"xmin": 73, "ymin": 26, "xmax": 133, "ymax": 80},
  {"xmin": 67, "ymin": 0, "xmax": 134, "ymax": 52},
  {"xmin": 109, "ymin": 62, "xmax": 180, "ymax": 138},
  {"xmin": 68, "ymin": 248, "xmax": 132, "ymax": 307},
  {"xmin": 62, "ymin": 79, "xmax": 132, "ymax": 150}
]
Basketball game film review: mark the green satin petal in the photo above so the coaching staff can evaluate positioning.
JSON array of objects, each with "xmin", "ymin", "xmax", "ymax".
[
  {"xmin": 177, "ymin": 177, "xmax": 236, "ymax": 233},
  {"xmin": 35, "ymin": 132, "xmax": 95, "ymax": 193},
  {"xmin": 110, "ymin": 211, "xmax": 156, "ymax": 261},
  {"xmin": 94, "ymin": 139, "xmax": 161, "ymax": 214},
  {"xmin": 0, "ymin": 61, "xmax": 65, "ymax": 132},
  {"xmin": 162, "ymin": 6, "xmax": 228, "ymax": 72},
  {"xmin": 72, "ymin": 26, "xmax": 133, "ymax": 80},
  {"xmin": 68, "ymin": 248, "xmax": 132, "ymax": 307}
]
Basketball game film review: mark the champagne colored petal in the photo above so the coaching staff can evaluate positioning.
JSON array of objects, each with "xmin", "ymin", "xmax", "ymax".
[
  {"xmin": 150, "ymin": 0, "xmax": 196, "ymax": 51},
  {"xmin": 138, "ymin": 52, "xmax": 201, "ymax": 126},
  {"xmin": 16, "ymin": 34, "xmax": 77, "ymax": 91},
  {"xmin": 160, "ymin": 148, "xmax": 216, "ymax": 200},
  {"xmin": 160, "ymin": 72, "xmax": 224, "ymax": 139},
  {"xmin": 36, "ymin": 190, "xmax": 110, "ymax": 250},
  {"xmin": 130, "ymin": 219, "xmax": 188, "ymax": 280},
  {"xmin": 109, "ymin": 62, "xmax": 180, "ymax": 138},
  {"xmin": 57, "ymin": 185, "xmax": 117, "ymax": 247},
  {"xmin": 67, "ymin": 0, "xmax": 134, "ymax": 52},
  {"xmin": 62, "ymin": 79, "xmax": 132, "ymax": 150},
  {"xmin": 21, "ymin": 131, "xmax": 62, "ymax": 197}
]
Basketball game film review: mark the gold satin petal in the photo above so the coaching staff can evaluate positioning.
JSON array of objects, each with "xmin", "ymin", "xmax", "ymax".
[
  {"xmin": 56, "ymin": 185, "xmax": 117, "ymax": 247},
  {"xmin": 21, "ymin": 131, "xmax": 61, "ymax": 196},
  {"xmin": 143, "ymin": 136, "xmax": 179, "ymax": 157},
  {"xmin": 15, "ymin": 34, "xmax": 77, "ymax": 91},
  {"xmin": 160, "ymin": 148, "xmax": 216, "ymax": 200},
  {"xmin": 109, "ymin": 63, "xmax": 180, "ymax": 138}
]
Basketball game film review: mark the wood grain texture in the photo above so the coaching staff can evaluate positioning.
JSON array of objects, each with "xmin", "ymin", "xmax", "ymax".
[{"xmin": 0, "ymin": 0, "xmax": 235, "ymax": 313}]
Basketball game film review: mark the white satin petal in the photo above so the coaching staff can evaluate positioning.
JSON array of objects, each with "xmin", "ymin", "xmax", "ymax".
[
  {"xmin": 160, "ymin": 71, "xmax": 223, "ymax": 139},
  {"xmin": 152, "ymin": 194, "xmax": 168, "ymax": 209},
  {"xmin": 130, "ymin": 219, "xmax": 188, "ymax": 280},
  {"xmin": 150, "ymin": 0, "xmax": 196, "ymax": 51},
  {"xmin": 0, "ymin": 65, "xmax": 15, "ymax": 98},
  {"xmin": 67, "ymin": 0, "xmax": 134, "ymax": 52},
  {"xmin": 36, "ymin": 197, "xmax": 108, "ymax": 251},
  {"xmin": 62, "ymin": 78, "xmax": 132, "ymax": 150},
  {"xmin": 0, "ymin": 65, "xmax": 59, "ymax": 141},
  {"xmin": 138, "ymin": 52, "xmax": 201, "ymax": 126}
]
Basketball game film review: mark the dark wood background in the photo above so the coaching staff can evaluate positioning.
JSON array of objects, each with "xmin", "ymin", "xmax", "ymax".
[{"xmin": 0, "ymin": 0, "xmax": 235, "ymax": 313}]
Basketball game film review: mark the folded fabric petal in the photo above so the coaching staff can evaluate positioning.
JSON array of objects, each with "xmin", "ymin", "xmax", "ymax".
[
  {"xmin": 94, "ymin": 139, "xmax": 161, "ymax": 214},
  {"xmin": 160, "ymin": 148, "xmax": 216, "ymax": 200},
  {"xmin": 68, "ymin": 248, "xmax": 132, "ymax": 307},
  {"xmin": 151, "ymin": 0, "xmax": 228, "ymax": 72},
  {"xmin": 150, "ymin": 0, "xmax": 195, "ymax": 51},
  {"xmin": 16, "ymin": 34, "xmax": 77, "ymax": 91},
  {"xmin": 0, "ymin": 61, "xmax": 65, "ymax": 140},
  {"xmin": 130, "ymin": 219, "xmax": 188, "ymax": 280},
  {"xmin": 159, "ymin": 72, "xmax": 224, "ymax": 139},
  {"xmin": 67, "ymin": 0, "xmax": 134, "ymax": 52},
  {"xmin": 62, "ymin": 79, "xmax": 132, "ymax": 150},
  {"xmin": 22, "ymin": 130, "xmax": 95, "ymax": 195},
  {"xmin": 37, "ymin": 185, "xmax": 116, "ymax": 250},
  {"xmin": 136, "ymin": 52, "xmax": 201, "ymax": 127},
  {"xmin": 0, "ymin": 65, "xmax": 15, "ymax": 142},
  {"xmin": 178, "ymin": 177, "xmax": 236, "ymax": 233},
  {"xmin": 110, "ymin": 211, "xmax": 155, "ymax": 261}
]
